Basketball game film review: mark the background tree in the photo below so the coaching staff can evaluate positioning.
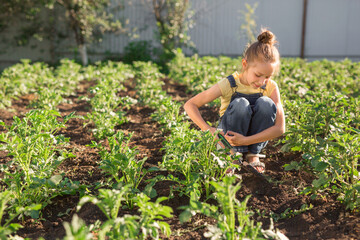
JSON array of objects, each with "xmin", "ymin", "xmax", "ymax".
[
  {"xmin": 150, "ymin": 0, "xmax": 195, "ymax": 67},
  {"xmin": 52, "ymin": 0, "xmax": 128, "ymax": 65},
  {"xmin": 0, "ymin": 0, "xmax": 49, "ymax": 45},
  {"xmin": 239, "ymin": 3, "xmax": 258, "ymax": 44},
  {"xmin": 0, "ymin": 0, "xmax": 129, "ymax": 66}
]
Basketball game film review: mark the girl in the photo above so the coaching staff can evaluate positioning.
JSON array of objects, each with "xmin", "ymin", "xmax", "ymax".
[{"xmin": 184, "ymin": 29, "xmax": 285, "ymax": 173}]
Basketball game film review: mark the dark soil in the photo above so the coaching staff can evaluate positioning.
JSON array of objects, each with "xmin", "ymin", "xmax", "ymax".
[{"xmin": 0, "ymin": 78, "xmax": 359, "ymax": 240}]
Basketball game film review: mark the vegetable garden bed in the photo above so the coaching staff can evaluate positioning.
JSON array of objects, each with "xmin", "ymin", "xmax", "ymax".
[{"xmin": 0, "ymin": 59, "xmax": 359, "ymax": 239}]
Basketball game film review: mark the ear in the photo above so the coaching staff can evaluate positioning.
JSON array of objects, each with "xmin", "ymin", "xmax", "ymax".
[{"xmin": 241, "ymin": 58, "xmax": 247, "ymax": 69}]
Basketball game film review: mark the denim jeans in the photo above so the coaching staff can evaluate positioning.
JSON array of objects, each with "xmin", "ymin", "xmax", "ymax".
[{"xmin": 218, "ymin": 93, "xmax": 277, "ymax": 154}]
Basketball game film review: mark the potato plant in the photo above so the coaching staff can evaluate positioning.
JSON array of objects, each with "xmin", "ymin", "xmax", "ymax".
[
  {"xmin": 0, "ymin": 110, "xmax": 76, "ymax": 217},
  {"xmin": 0, "ymin": 59, "xmax": 84, "ymax": 109},
  {"xmin": 75, "ymin": 187, "xmax": 173, "ymax": 240},
  {"xmin": 168, "ymin": 52, "xmax": 360, "ymax": 210},
  {"xmin": 1, "ymin": 55, "xmax": 358, "ymax": 239},
  {"xmin": 84, "ymin": 62, "xmax": 136, "ymax": 139},
  {"xmin": 131, "ymin": 60, "xmax": 265, "ymax": 239}
]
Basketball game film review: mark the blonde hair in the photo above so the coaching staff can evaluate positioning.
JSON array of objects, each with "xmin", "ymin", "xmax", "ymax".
[{"xmin": 243, "ymin": 29, "xmax": 280, "ymax": 71}]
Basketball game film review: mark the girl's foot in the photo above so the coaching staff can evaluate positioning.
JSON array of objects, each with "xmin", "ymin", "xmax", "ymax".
[{"xmin": 246, "ymin": 153, "xmax": 265, "ymax": 173}]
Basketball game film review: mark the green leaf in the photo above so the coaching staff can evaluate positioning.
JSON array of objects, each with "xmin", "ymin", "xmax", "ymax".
[
  {"xmin": 147, "ymin": 167, "xmax": 160, "ymax": 172},
  {"xmin": 49, "ymin": 175, "xmax": 63, "ymax": 186},
  {"xmin": 30, "ymin": 210, "xmax": 40, "ymax": 219},
  {"xmin": 291, "ymin": 145, "xmax": 302, "ymax": 151},
  {"xmin": 311, "ymin": 155, "xmax": 321, "ymax": 168},
  {"xmin": 315, "ymin": 162, "xmax": 329, "ymax": 172},
  {"xmin": 312, "ymin": 174, "xmax": 329, "ymax": 188},
  {"xmin": 179, "ymin": 209, "xmax": 192, "ymax": 223},
  {"xmin": 8, "ymin": 223, "xmax": 23, "ymax": 232},
  {"xmin": 302, "ymin": 153, "xmax": 313, "ymax": 160},
  {"xmin": 144, "ymin": 183, "xmax": 157, "ymax": 198},
  {"xmin": 284, "ymin": 161, "xmax": 301, "ymax": 171}
]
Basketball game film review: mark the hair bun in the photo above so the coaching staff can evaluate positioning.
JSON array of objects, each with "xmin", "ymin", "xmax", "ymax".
[{"xmin": 257, "ymin": 30, "xmax": 276, "ymax": 46}]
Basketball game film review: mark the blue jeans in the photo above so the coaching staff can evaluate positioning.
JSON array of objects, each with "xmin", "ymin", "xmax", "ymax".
[{"xmin": 218, "ymin": 95, "xmax": 277, "ymax": 154}]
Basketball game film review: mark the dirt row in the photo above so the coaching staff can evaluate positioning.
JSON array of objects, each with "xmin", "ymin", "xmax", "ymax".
[{"xmin": 0, "ymin": 77, "xmax": 359, "ymax": 239}]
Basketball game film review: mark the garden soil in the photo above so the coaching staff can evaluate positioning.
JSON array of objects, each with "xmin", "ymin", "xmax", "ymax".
[{"xmin": 0, "ymin": 78, "xmax": 359, "ymax": 240}]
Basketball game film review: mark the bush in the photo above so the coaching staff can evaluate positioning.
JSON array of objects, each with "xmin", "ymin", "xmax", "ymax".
[{"xmin": 123, "ymin": 40, "xmax": 153, "ymax": 63}]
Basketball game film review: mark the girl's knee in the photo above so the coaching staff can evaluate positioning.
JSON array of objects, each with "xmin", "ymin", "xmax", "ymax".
[
  {"xmin": 254, "ymin": 96, "xmax": 277, "ymax": 115},
  {"xmin": 230, "ymin": 97, "xmax": 252, "ymax": 115}
]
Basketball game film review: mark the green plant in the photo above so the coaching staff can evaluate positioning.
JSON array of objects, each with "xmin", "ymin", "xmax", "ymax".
[
  {"xmin": 63, "ymin": 214, "xmax": 95, "ymax": 240},
  {"xmin": 123, "ymin": 40, "xmax": 153, "ymax": 64},
  {"xmin": 30, "ymin": 87, "xmax": 64, "ymax": 110},
  {"xmin": 0, "ymin": 110, "xmax": 75, "ymax": 217},
  {"xmin": 239, "ymin": 3, "xmax": 258, "ymax": 43},
  {"xmin": 84, "ymin": 61, "xmax": 135, "ymax": 139},
  {"xmin": 78, "ymin": 186, "xmax": 131, "ymax": 221},
  {"xmin": 0, "ymin": 191, "xmax": 23, "ymax": 240},
  {"xmin": 135, "ymin": 193, "xmax": 173, "ymax": 239},
  {"xmin": 166, "ymin": 53, "xmax": 360, "ymax": 210},
  {"xmin": 0, "ymin": 60, "xmax": 55, "ymax": 108},
  {"xmin": 151, "ymin": 0, "xmax": 195, "ymax": 68},
  {"xmin": 77, "ymin": 188, "xmax": 173, "ymax": 240},
  {"xmin": 180, "ymin": 176, "xmax": 263, "ymax": 240},
  {"xmin": 161, "ymin": 124, "xmax": 233, "ymax": 198},
  {"xmin": 95, "ymin": 131, "xmax": 147, "ymax": 189},
  {"xmin": 0, "ymin": 191, "xmax": 41, "ymax": 239},
  {"xmin": 269, "ymin": 204, "xmax": 314, "ymax": 222}
]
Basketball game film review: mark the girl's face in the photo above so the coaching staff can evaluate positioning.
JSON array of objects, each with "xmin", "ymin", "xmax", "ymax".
[{"xmin": 241, "ymin": 59, "xmax": 278, "ymax": 89}]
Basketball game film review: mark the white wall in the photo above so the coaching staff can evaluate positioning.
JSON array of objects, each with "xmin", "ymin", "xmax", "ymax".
[
  {"xmin": 1, "ymin": 0, "xmax": 360, "ymax": 69},
  {"xmin": 306, "ymin": 0, "xmax": 360, "ymax": 58},
  {"xmin": 186, "ymin": 0, "xmax": 304, "ymax": 57}
]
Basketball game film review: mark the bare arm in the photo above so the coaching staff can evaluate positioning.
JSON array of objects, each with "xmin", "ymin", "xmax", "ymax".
[
  {"xmin": 225, "ymin": 85, "xmax": 286, "ymax": 145},
  {"xmin": 184, "ymin": 84, "xmax": 222, "ymax": 132}
]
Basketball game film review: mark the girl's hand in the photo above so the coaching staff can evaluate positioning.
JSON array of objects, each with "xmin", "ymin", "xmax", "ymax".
[
  {"xmin": 225, "ymin": 130, "xmax": 248, "ymax": 146},
  {"xmin": 207, "ymin": 127, "xmax": 218, "ymax": 135},
  {"xmin": 207, "ymin": 127, "xmax": 227, "ymax": 149}
]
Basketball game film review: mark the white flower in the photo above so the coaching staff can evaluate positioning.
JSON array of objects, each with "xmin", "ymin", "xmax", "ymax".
[{"xmin": 211, "ymin": 152, "xmax": 225, "ymax": 168}]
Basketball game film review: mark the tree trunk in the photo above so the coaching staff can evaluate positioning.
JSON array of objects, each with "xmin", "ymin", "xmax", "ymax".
[{"xmin": 79, "ymin": 44, "xmax": 88, "ymax": 66}]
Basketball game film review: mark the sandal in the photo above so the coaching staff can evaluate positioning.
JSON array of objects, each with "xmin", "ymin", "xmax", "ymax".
[{"xmin": 245, "ymin": 153, "xmax": 266, "ymax": 174}]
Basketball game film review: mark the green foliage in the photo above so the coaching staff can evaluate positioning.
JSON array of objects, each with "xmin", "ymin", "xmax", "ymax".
[
  {"xmin": 54, "ymin": 0, "xmax": 127, "ymax": 44},
  {"xmin": 135, "ymin": 193, "xmax": 173, "ymax": 239},
  {"xmin": 63, "ymin": 214, "xmax": 94, "ymax": 240},
  {"xmin": 0, "ymin": 109, "xmax": 76, "ymax": 217},
  {"xmin": 0, "ymin": 0, "xmax": 52, "ymax": 45},
  {"xmin": 180, "ymin": 176, "xmax": 262, "ymax": 240},
  {"xmin": 0, "ymin": 59, "xmax": 84, "ymax": 109},
  {"xmin": 239, "ymin": 3, "xmax": 258, "ymax": 43},
  {"xmin": 95, "ymin": 131, "xmax": 147, "ymax": 189},
  {"xmin": 123, "ymin": 41, "xmax": 153, "ymax": 64},
  {"xmin": 0, "ymin": 59, "xmax": 54, "ymax": 108},
  {"xmin": 167, "ymin": 52, "xmax": 360, "ymax": 210},
  {"xmin": 133, "ymin": 60, "xmax": 233, "ymax": 199},
  {"xmin": 1, "ymin": 1, "xmax": 129, "ymax": 65},
  {"xmin": 0, "ymin": 191, "xmax": 23, "ymax": 240},
  {"xmin": 152, "ymin": 0, "xmax": 195, "ymax": 68},
  {"xmin": 78, "ymin": 186, "xmax": 131, "ymax": 221},
  {"xmin": 1, "ymin": 55, "xmax": 359, "ymax": 238},
  {"xmin": 76, "ymin": 188, "xmax": 173, "ymax": 240},
  {"xmin": 84, "ymin": 61, "xmax": 136, "ymax": 139},
  {"xmin": 167, "ymin": 49, "xmax": 240, "ymax": 102}
]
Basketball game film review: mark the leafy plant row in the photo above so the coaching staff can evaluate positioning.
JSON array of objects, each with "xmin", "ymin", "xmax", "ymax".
[
  {"xmin": 167, "ymin": 51, "xmax": 360, "ymax": 210},
  {"xmin": 82, "ymin": 61, "xmax": 137, "ymax": 139},
  {"xmin": 0, "ymin": 110, "xmax": 77, "ymax": 226},
  {"xmin": 0, "ymin": 60, "xmax": 172, "ymax": 239},
  {"xmin": 132, "ymin": 61, "xmax": 285, "ymax": 239},
  {"xmin": 0, "ymin": 59, "xmax": 84, "ymax": 109},
  {"xmin": 53, "ymin": 62, "xmax": 174, "ymax": 239}
]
